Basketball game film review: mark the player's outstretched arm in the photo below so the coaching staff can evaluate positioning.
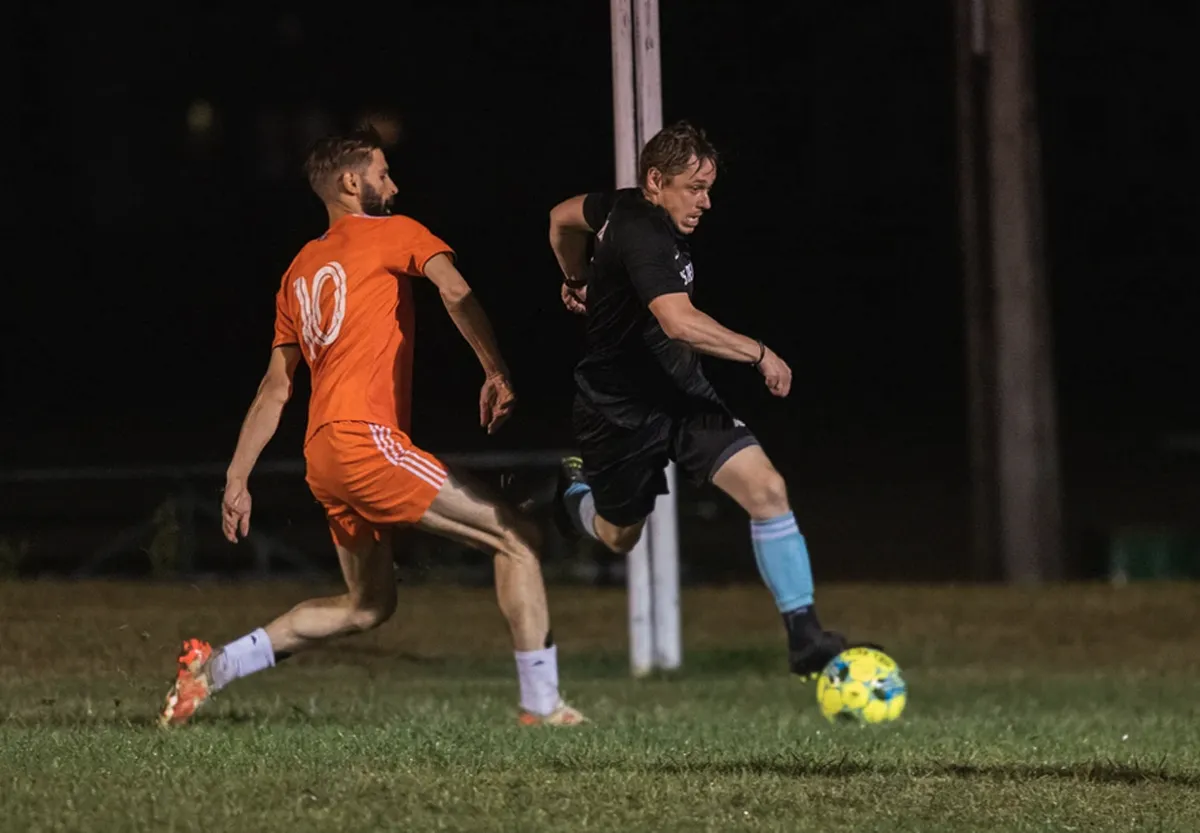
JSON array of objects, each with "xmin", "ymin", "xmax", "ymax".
[
  {"xmin": 222, "ymin": 345, "xmax": 300, "ymax": 541},
  {"xmin": 649, "ymin": 294, "xmax": 792, "ymax": 398},
  {"xmin": 423, "ymin": 253, "xmax": 516, "ymax": 434}
]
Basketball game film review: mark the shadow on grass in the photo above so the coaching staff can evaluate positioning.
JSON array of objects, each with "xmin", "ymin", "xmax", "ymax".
[
  {"xmin": 0, "ymin": 712, "xmax": 161, "ymax": 729},
  {"xmin": 552, "ymin": 648, "xmax": 781, "ymax": 681},
  {"xmin": 1, "ymin": 710, "xmax": 388, "ymax": 730},
  {"xmin": 310, "ymin": 646, "xmax": 450, "ymax": 665},
  {"xmin": 626, "ymin": 755, "xmax": 1200, "ymax": 787},
  {"xmin": 294, "ymin": 647, "xmax": 784, "ymax": 681}
]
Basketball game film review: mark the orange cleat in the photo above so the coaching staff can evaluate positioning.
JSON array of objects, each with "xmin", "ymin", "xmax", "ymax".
[
  {"xmin": 158, "ymin": 638, "xmax": 215, "ymax": 728},
  {"xmin": 518, "ymin": 699, "xmax": 588, "ymax": 727}
]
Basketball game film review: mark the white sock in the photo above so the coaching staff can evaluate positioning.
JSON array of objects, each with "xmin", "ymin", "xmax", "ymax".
[
  {"xmin": 210, "ymin": 628, "xmax": 276, "ymax": 692},
  {"xmin": 578, "ymin": 492, "xmax": 599, "ymax": 541},
  {"xmin": 514, "ymin": 645, "xmax": 560, "ymax": 716}
]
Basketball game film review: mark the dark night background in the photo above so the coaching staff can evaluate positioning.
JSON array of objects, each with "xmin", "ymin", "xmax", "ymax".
[{"xmin": 3, "ymin": 2, "xmax": 1197, "ymax": 582}]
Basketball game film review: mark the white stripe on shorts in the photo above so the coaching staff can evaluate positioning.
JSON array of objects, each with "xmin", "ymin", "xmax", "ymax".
[{"xmin": 368, "ymin": 424, "xmax": 447, "ymax": 490}]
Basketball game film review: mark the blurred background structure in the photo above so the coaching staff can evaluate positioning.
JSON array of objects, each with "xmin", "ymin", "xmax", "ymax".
[{"xmin": 3, "ymin": 2, "xmax": 1197, "ymax": 586}]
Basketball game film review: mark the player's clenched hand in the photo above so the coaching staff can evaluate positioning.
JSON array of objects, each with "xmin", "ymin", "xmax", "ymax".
[
  {"xmin": 561, "ymin": 281, "xmax": 587, "ymax": 315},
  {"xmin": 480, "ymin": 373, "xmax": 516, "ymax": 434},
  {"xmin": 757, "ymin": 346, "xmax": 792, "ymax": 398},
  {"xmin": 221, "ymin": 478, "xmax": 253, "ymax": 543}
]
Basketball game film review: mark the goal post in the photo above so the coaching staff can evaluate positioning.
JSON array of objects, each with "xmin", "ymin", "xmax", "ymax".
[{"xmin": 610, "ymin": 0, "xmax": 682, "ymax": 676}]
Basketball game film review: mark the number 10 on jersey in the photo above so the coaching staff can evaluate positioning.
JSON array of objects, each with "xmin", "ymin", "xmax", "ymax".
[{"xmin": 294, "ymin": 261, "xmax": 348, "ymax": 360}]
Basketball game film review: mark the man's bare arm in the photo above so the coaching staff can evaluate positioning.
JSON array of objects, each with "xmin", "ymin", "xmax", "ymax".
[
  {"xmin": 423, "ymin": 253, "xmax": 508, "ymax": 377},
  {"xmin": 649, "ymin": 293, "xmax": 792, "ymax": 397},
  {"xmin": 227, "ymin": 345, "xmax": 301, "ymax": 482},
  {"xmin": 549, "ymin": 195, "xmax": 593, "ymax": 287},
  {"xmin": 648, "ymin": 294, "xmax": 763, "ymax": 362}
]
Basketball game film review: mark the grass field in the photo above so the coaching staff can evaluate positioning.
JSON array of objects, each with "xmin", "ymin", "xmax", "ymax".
[{"xmin": 2, "ymin": 580, "xmax": 1199, "ymax": 832}]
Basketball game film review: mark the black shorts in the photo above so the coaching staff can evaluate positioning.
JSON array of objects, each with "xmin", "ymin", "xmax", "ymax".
[{"xmin": 572, "ymin": 395, "xmax": 759, "ymax": 527}]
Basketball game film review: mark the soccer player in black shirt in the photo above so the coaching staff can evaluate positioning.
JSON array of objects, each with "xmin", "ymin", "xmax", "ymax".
[{"xmin": 547, "ymin": 121, "xmax": 861, "ymax": 678}]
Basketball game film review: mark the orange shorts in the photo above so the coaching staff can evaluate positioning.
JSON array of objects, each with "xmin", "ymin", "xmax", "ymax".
[{"xmin": 305, "ymin": 421, "xmax": 448, "ymax": 548}]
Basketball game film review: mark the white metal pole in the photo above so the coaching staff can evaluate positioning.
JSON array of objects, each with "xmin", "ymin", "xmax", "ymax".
[
  {"xmin": 627, "ymin": 534, "xmax": 655, "ymax": 677},
  {"xmin": 612, "ymin": 0, "xmax": 654, "ymax": 677},
  {"xmin": 611, "ymin": 0, "xmax": 638, "ymax": 190},
  {"xmin": 633, "ymin": 0, "xmax": 682, "ymax": 672},
  {"xmin": 633, "ymin": 0, "xmax": 663, "ymax": 144},
  {"xmin": 649, "ymin": 459, "xmax": 682, "ymax": 669}
]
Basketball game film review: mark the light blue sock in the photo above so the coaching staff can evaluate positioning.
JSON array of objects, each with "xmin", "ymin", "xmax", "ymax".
[
  {"xmin": 750, "ymin": 512, "xmax": 814, "ymax": 613},
  {"xmin": 564, "ymin": 482, "xmax": 599, "ymax": 540}
]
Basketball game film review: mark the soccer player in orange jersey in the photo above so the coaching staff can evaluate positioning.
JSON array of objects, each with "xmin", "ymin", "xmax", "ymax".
[{"xmin": 159, "ymin": 126, "xmax": 584, "ymax": 728}]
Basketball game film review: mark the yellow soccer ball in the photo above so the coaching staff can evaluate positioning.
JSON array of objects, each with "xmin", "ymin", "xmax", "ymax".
[{"xmin": 816, "ymin": 647, "xmax": 907, "ymax": 724}]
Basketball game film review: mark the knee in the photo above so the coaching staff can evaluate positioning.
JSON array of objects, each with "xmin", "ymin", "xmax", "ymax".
[
  {"xmin": 742, "ymin": 468, "xmax": 790, "ymax": 519},
  {"xmin": 346, "ymin": 592, "xmax": 397, "ymax": 633},
  {"xmin": 508, "ymin": 511, "xmax": 544, "ymax": 553},
  {"xmin": 602, "ymin": 522, "xmax": 645, "ymax": 555},
  {"xmin": 495, "ymin": 514, "xmax": 542, "ymax": 565}
]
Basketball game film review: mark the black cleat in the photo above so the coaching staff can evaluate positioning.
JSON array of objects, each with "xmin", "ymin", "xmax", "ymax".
[
  {"xmin": 788, "ymin": 629, "xmax": 850, "ymax": 680},
  {"xmin": 781, "ymin": 605, "xmax": 885, "ymax": 681},
  {"xmin": 553, "ymin": 456, "xmax": 588, "ymax": 540}
]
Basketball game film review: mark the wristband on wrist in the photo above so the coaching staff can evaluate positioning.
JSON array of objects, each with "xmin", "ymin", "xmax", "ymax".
[{"xmin": 750, "ymin": 339, "xmax": 766, "ymax": 368}]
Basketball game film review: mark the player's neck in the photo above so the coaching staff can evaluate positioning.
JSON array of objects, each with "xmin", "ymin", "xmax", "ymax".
[
  {"xmin": 639, "ymin": 187, "xmax": 662, "ymax": 209},
  {"xmin": 324, "ymin": 200, "xmax": 358, "ymax": 228}
]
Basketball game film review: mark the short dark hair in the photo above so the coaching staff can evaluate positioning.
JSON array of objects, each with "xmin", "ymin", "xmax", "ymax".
[
  {"xmin": 638, "ymin": 120, "xmax": 718, "ymax": 187},
  {"xmin": 303, "ymin": 124, "xmax": 384, "ymax": 198}
]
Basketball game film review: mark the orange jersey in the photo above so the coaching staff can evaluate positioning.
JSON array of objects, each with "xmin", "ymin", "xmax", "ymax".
[{"xmin": 272, "ymin": 214, "xmax": 453, "ymax": 443}]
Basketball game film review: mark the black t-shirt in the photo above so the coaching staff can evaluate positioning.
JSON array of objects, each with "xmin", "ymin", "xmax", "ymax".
[{"xmin": 574, "ymin": 188, "xmax": 722, "ymax": 426}]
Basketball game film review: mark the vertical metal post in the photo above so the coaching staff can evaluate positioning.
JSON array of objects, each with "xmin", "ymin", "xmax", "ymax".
[
  {"xmin": 612, "ymin": 0, "xmax": 637, "ymax": 190},
  {"xmin": 955, "ymin": 0, "xmax": 998, "ymax": 579},
  {"xmin": 987, "ymin": 0, "xmax": 1063, "ymax": 581},
  {"xmin": 613, "ymin": 0, "xmax": 654, "ymax": 677},
  {"xmin": 613, "ymin": 0, "xmax": 680, "ymax": 674},
  {"xmin": 634, "ymin": 0, "xmax": 681, "ymax": 671}
]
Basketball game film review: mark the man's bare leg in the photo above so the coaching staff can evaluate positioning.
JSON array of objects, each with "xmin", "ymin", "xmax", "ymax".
[
  {"xmin": 417, "ymin": 473, "xmax": 585, "ymax": 724},
  {"xmin": 261, "ymin": 532, "xmax": 398, "ymax": 656},
  {"xmin": 159, "ymin": 532, "xmax": 398, "ymax": 726},
  {"xmin": 211, "ymin": 531, "xmax": 398, "ymax": 686},
  {"xmin": 419, "ymin": 476, "xmax": 548, "ymax": 651}
]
